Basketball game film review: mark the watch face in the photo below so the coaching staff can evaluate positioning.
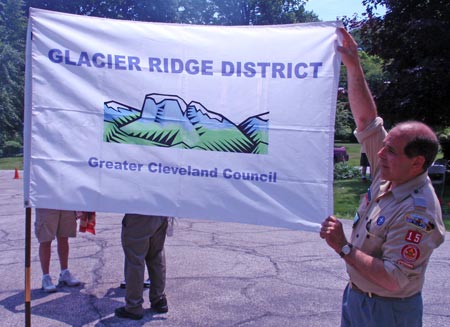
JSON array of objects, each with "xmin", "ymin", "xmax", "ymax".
[{"xmin": 342, "ymin": 245, "xmax": 351, "ymax": 255}]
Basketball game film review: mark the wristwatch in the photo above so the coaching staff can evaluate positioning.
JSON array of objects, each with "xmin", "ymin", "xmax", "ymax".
[{"xmin": 339, "ymin": 243, "xmax": 353, "ymax": 258}]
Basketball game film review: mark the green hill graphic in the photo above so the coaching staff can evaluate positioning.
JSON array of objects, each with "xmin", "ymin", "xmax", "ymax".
[{"xmin": 103, "ymin": 94, "xmax": 269, "ymax": 154}]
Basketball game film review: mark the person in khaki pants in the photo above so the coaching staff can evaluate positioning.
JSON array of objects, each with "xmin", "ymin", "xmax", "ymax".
[{"xmin": 115, "ymin": 214, "xmax": 169, "ymax": 320}]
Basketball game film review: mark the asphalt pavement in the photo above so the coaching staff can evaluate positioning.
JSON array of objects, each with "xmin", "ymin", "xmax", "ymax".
[{"xmin": 1, "ymin": 170, "xmax": 449, "ymax": 326}]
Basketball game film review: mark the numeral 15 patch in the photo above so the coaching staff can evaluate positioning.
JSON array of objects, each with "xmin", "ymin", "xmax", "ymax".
[{"xmin": 405, "ymin": 230, "xmax": 422, "ymax": 244}]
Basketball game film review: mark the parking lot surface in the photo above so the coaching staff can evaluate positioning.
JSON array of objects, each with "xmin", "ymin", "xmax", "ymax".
[{"xmin": 1, "ymin": 170, "xmax": 449, "ymax": 326}]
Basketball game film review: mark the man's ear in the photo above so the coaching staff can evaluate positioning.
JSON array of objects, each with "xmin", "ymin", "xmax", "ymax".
[{"xmin": 412, "ymin": 155, "xmax": 426, "ymax": 173}]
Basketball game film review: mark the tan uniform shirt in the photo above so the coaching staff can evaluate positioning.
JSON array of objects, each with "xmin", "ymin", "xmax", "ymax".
[{"xmin": 348, "ymin": 117, "xmax": 445, "ymax": 298}]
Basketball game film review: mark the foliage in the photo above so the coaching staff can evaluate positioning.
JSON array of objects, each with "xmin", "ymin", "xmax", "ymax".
[
  {"xmin": 334, "ymin": 101, "xmax": 354, "ymax": 142},
  {"xmin": 210, "ymin": 0, "xmax": 318, "ymax": 25},
  {"xmin": 438, "ymin": 132, "xmax": 450, "ymax": 160},
  {"xmin": 24, "ymin": 0, "xmax": 181, "ymax": 22},
  {"xmin": 178, "ymin": 0, "xmax": 216, "ymax": 24},
  {"xmin": 23, "ymin": 0, "xmax": 317, "ymax": 25},
  {"xmin": 0, "ymin": 0, "xmax": 27, "ymax": 147},
  {"xmin": 356, "ymin": 0, "xmax": 450, "ymax": 128},
  {"xmin": 0, "ymin": 0, "xmax": 319, "ymax": 148},
  {"xmin": 334, "ymin": 162, "xmax": 360, "ymax": 180},
  {"xmin": 336, "ymin": 49, "xmax": 384, "ymax": 141},
  {"xmin": 1, "ymin": 140, "xmax": 22, "ymax": 156}
]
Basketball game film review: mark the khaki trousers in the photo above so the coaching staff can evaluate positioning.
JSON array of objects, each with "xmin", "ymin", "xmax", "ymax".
[{"xmin": 121, "ymin": 214, "xmax": 168, "ymax": 314}]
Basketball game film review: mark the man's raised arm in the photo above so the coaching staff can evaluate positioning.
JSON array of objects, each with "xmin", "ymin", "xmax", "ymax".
[{"xmin": 338, "ymin": 28, "xmax": 377, "ymax": 131}]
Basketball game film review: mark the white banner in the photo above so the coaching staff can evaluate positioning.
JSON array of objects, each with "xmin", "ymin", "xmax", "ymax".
[{"xmin": 24, "ymin": 8, "xmax": 342, "ymax": 231}]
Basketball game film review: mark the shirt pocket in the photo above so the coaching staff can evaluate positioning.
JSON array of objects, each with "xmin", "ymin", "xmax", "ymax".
[{"xmin": 362, "ymin": 216, "xmax": 387, "ymax": 258}]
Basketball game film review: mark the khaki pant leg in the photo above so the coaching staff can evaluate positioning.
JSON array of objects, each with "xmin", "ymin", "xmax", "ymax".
[
  {"xmin": 146, "ymin": 217, "xmax": 168, "ymax": 304},
  {"xmin": 121, "ymin": 214, "xmax": 150, "ymax": 315}
]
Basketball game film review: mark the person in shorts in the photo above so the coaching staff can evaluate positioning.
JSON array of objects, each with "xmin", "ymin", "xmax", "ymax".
[{"xmin": 35, "ymin": 208, "xmax": 81, "ymax": 292}]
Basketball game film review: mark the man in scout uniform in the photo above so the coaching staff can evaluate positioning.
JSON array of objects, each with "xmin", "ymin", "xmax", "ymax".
[{"xmin": 320, "ymin": 28, "xmax": 445, "ymax": 327}]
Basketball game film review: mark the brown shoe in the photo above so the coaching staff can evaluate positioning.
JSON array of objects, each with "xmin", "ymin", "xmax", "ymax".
[
  {"xmin": 151, "ymin": 297, "xmax": 168, "ymax": 313},
  {"xmin": 115, "ymin": 307, "xmax": 143, "ymax": 320}
]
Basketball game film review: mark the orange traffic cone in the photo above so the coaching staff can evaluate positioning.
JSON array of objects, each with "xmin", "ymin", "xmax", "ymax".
[{"xmin": 13, "ymin": 168, "xmax": 20, "ymax": 179}]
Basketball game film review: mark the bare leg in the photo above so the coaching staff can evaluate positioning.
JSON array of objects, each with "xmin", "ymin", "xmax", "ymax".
[
  {"xmin": 57, "ymin": 236, "xmax": 69, "ymax": 270},
  {"xmin": 39, "ymin": 241, "xmax": 52, "ymax": 275}
]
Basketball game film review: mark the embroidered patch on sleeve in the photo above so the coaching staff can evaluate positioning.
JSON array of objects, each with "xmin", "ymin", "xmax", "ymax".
[
  {"xmin": 401, "ymin": 244, "xmax": 420, "ymax": 262},
  {"xmin": 404, "ymin": 230, "xmax": 423, "ymax": 244},
  {"xmin": 404, "ymin": 212, "xmax": 435, "ymax": 232}
]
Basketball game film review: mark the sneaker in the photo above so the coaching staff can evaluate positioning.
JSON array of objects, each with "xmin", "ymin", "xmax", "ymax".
[
  {"xmin": 114, "ymin": 306, "xmax": 143, "ymax": 320},
  {"xmin": 58, "ymin": 270, "xmax": 81, "ymax": 286},
  {"xmin": 151, "ymin": 296, "xmax": 168, "ymax": 313},
  {"xmin": 41, "ymin": 275, "xmax": 57, "ymax": 293}
]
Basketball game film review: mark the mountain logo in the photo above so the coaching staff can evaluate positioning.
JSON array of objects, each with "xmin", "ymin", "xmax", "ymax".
[{"xmin": 103, "ymin": 93, "xmax": 269, "ymax": 154}]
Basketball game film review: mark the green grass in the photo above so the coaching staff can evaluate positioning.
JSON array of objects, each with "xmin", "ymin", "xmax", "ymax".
[
  {"xmin": 0, "ymin": 156, "xmax": 23, "ymax": 170},
  {"xmin": 334, "ymin": 142, "xmax": 366, "ymax": 219},
  {"xmin": 334, "ymin": 179, "xmax": 370, "ymax": 218},
  {"xmin": 335, "ymin": 142, "xmax": 361, "ymax": 167}
]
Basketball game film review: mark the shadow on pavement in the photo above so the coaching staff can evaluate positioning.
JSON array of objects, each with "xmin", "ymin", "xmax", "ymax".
[{"xmin": 0, "ymin": 285, "xmax": 164, "ymax": 326}]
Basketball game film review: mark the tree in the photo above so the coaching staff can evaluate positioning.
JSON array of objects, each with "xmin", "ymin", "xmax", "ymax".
[
  {"xmin": 334, "ymin": 100, "xmax": 354, "ymax": 142},
  {"xmin": 0, "ymin": 0, "xmax": 27, "ymax": 149},
  {"xmin": 358, "ymin": 0, "xmax": 450, "ymax": 128},
  {"xmin": 3, "ymin": 0, "xmax": 320, "ymax": 152},
  {"xmin": 210, "ymin": 0, "xmax": 318, "ymax": 25},
  {"xmin": 24, "ymin": 0, "xmax": 181, "ymax": 21},
  {"xmin": 178, "ymin": 0, "xmax": 217, "ymax": 24},
  {"xmin": 336, "ymin": 49, "xmax": 385, "ymax": 141}
]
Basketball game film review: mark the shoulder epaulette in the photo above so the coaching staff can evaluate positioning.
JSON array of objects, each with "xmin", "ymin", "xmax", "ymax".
[{"xmin": 411, "ymin": 192, "xmax": 427, "ymax": 210}]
